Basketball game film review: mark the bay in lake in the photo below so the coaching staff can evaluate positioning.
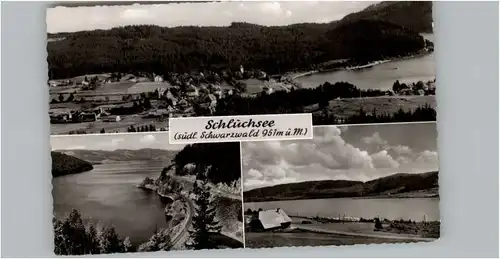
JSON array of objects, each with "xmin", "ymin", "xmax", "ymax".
[
  {"xmin": 245, "ymin": 197, "xmax": 440, "ymax": 221},
  {"xmin": 52, "ymin": 160, "xmax": 169, "ymax": 244},
  {"xmin": 294, "ymin": 33, "xmax": 436, "ymax": 90}
]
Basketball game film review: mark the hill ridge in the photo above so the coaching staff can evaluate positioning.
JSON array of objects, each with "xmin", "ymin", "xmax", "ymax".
[{"xmin": 244, "ymin": 171, "xmax": 439, "ymax": 202}]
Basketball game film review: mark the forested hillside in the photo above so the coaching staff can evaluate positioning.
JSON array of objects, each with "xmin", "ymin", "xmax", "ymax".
[
  {"xmin": 341, "ymin": 1, "xmax": 433, "ymax": 33},
  {"xmin": 51, "ymin": 151, "xmax": 94, "ymax": 177},
  {"xmin": 47, "ymin": 19, "xmax": 426, "ymax": 79},
  {"xmin": 244, "ymin": 171, "xmax": 439, "ymax": 202}
]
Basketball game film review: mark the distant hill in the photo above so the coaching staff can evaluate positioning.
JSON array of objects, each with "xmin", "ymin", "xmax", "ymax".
[
  {"xmin": 51, "ymin": 151, "xmax": 93, "ymax": 177},
  {"xmin": 341, "ymin": 1, "xmax": 433, "ymax": 33},
  {"xmin": 325, "ymin": 19, "xmax": 425, "ymax": 62},
  {"xmin": 243, "ymin": 171, "xmax": 439, "ymax": 202},
  {"xmin": 55, "ymin": 148, "xmax": 178, "ymax": 164}
]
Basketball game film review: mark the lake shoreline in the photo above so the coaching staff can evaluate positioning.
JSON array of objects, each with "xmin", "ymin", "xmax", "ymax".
[
  {"xmin": 244, "ymin": 194, "xmax": 440, "ymax": 203},
  {"xmin": 290, "ymin": 50, "xmax": 434, "ymax": 83}
]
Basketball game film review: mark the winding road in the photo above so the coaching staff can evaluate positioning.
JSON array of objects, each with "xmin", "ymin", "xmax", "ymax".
[
  {"xmin": 167, "ymin": 174, "xmax": 242, "ymax": 249},
  {"xmin": 170, "ymin": 195, "xmax": 196, "ymax": 249}
]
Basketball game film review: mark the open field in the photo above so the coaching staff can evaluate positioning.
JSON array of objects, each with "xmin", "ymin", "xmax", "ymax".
[
  {"xmin": 50, "ymin": 115, "xmax": 168, "ymax": 135},
  {"xmin": 127, "ymin": 82, "xmax": 174, "ymax": 94},
  {"xmin": 50, "ymin": 81, "xmax": 173, "ymax": 96},
  {"xmin": 240, "ymin": 78, "xmax": 293, "ymax": 94},
  {"xmin": 245, "ymin": 230, "xmax": 420, "ymax": 248},
  {"xmin": 306, "ymin": 95, "xmax": 436, "ymax": 118}
]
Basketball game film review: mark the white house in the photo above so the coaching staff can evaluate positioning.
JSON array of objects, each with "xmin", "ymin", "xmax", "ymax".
[
  {"xmin": 251, "ymin": 209, "xmax": 292, "ymax": 231},
  {"xmin": 154, "ymin": 75, "xmax": 164, "ymax": 82}
]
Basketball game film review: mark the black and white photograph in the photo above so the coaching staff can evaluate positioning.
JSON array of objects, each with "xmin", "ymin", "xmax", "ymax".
[
  {"xmin": 47, "ymin": 1, "xmax": 436, "ymax": 135},
  {"xmin": 242, "ymin": 123, "xmax": 439, "ymax": 248},
  {"xmin": 51, "ymin": 132, "xmax": 243, "ymax": 255}
]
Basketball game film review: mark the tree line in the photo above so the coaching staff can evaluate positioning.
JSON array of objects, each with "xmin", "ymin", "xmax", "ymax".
[
  {"xmin": 313, "ymin": 104, "xmax": 437, "ymax": 125},
  {"xmin": 48, "ymin": 19, "xmax": 426, "ymax": 79},
  {"xmin": 173, "ymin": 142, "xmax": 241, "ymax": 185},
  {"xmin": 214, "ymin": 81, "xmax": 386, "ymax": 116}
]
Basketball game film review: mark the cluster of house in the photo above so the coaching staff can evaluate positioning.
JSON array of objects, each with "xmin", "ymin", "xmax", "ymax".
[
  {"xmin": 245, "ymin": 208, "xmax": 292, "ymax": 232},
  {"xmin": 48, "ymin": 66, "xmax": 279, "ymax": 124},
  {"xmin": 393, "ymin": 79, "xmax": 437, "ymax": 96},
  {"xmin": 49, "ymin": 105, "xmax": 124, "ymax": 124}
]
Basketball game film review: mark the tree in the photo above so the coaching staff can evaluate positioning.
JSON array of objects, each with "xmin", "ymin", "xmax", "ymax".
[
  {"xmin": 186, "ymin": 177, "xmax": 222, "ymax": 250},
  {"xmin": 318, "ymin": 98, "xmax": 329, "ymax": 109},
  {"xmin": 374, "ymin": 218, "xmax": 383, "ymax": 230},
  {"xmin": 100, "ymin": 128, "xmax": 105, "ymax": 134},
  {"xmin": 53, "ymin": 209, "xmax": 89, "ymax": 255},
  {"xmin": 67, "ymin": 93, "xmax": 75, "ymax": 102},
  {"xmin": 392, "ymin": 80, "xmax": 401, "ymax": 93},
  {"xmin": 99, "ymin": 226, "xmax": 125, "ymax": 254},
  {"xmin": 123, "ymin": 237, "xmax": 133, "ymax": 253},
  {"xmin": 415, "ymin": 80, "xmax": 425, "ymax": 90},
  {"xmin": 138, "ymin": 228, "xmax": 172, "ymax": 252},
  {"xmin": 86, "ymin": 223, "xmax": 101, "ymax": 254},
  {"xmin": 143, "ymin": 97, "xmax": 152, "ymax": 110},
  {"xmin": 58, "ymin": 93, "xmax": 65, "ymax": 102}
]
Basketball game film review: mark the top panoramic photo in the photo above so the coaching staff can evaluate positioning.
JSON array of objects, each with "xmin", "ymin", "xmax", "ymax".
[{"xmin": 47, "ymin": 1, "xmax": 436, "ymax": 135}]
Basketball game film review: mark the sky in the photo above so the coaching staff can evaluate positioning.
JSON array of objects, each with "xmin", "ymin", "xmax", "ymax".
[
  {"xmin": 242, "ymin": 122, "xmax": 439, "ymax": 190},
  {"xmin": 51, "ymin": 132, "xmax": 185, "ymax": 151},
  {"xmin": 46, "ymin": 1, "xmax": 377, "ymax": 33}
]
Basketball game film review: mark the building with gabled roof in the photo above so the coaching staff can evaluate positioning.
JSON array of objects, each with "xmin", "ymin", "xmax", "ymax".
[{"xmin": 248, "ymin": 208, "xmax": 292, "ymax": 231}]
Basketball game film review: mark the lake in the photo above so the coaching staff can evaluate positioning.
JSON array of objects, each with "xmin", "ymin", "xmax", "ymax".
[
  {"xmin": 245, "ymin": 197, "xmax": 440, "ymax": 222},
  {"xmin": 52, "ymin": 160, "xmax": 170, "ymax": 245},
  {"xmin": 294, "ymin": 33, "xmax": 436, "ymax": 91}
]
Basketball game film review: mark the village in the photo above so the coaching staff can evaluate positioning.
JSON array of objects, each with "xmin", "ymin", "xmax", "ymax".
[
  {"xmin": 48, "ymin": 63, "xmax": 436, "ymax": 135},
  {"xmin": 48, "ymin": 65, "xmax": 303, "ymax": 135}
]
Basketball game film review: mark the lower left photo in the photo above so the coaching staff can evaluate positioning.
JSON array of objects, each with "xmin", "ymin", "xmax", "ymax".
[{"xmin": 50, "ymin": 132, "xmax": 244, "ymax": 255}]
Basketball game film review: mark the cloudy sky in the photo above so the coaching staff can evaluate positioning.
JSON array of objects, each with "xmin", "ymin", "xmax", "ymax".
[
  {"xmin": 242, "ymin": 123, "xmax": 439, "ymax": 190},
  {"xmin": 46, "ymin": 1, "xmax": 377, "ymax": 33},
  {"xmin": 51, "ymin": 132, "xmax": 185, "ymax": 151}
]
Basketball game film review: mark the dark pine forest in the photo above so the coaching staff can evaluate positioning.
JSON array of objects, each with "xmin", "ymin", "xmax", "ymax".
[{"xmin": 47, "ymin": 18, "xmax": 428, "ymax": 80}]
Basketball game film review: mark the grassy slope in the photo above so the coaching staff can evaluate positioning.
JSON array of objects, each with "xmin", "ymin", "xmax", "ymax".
[
  {"xmin": 244, "ymin": 171, "xmax": 438, "ymax": 202},
  {"xmin": 245, "ymin": 230, "xmax": 418, "ymax": 249}
]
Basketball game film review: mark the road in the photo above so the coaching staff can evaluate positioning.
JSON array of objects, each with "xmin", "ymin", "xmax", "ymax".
[
  {"xmin": 294, "ymin": 224, "xmax": 437, "ymax": 242},
  {"xmin": 167, "ymin": 174, "xmax": 242, "ymax": 249},
  {"xmin": 170, "ymin": 195, "xmax": 196, "ymax": 249}
]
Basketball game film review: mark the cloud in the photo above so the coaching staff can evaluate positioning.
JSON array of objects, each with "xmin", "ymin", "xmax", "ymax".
[
  {"xmin": 242, "ymin": 126, "xmax": 439, "ymax": 190},
  {"xmin": 416, "ymin": 150, "xmax": 439, "ymax": 164},
  {"xmin": 98, "ymin": 137, "xmax": 124, "ymax": 150},
  {"xmin": 46, "ymin": 2, "xmax": 376, "ymax": 33},
  {"xmin": 259, "ymin": 2, "xmax": 283, "ymax": 15},
  {"xmin": 55, "ymin": 145, "xmax": 86, "ymax": 150},
  {"xmin": 391, "ymin": 145, "xmax": 413, "ymax": 155},
  {"xmin": 362, "ymin": 132, "xmax": 388, "ymax": 147},
  {"xmin": 139, "ymin": 134, "xmax": 157, "ymax": 145},
  {"xmin": 371, "ymin": 150, "xmax": 399, "ymax": 168},
  {"xmin": 120, "ymin": 8, "xmax": 151, "ymax": 20}
]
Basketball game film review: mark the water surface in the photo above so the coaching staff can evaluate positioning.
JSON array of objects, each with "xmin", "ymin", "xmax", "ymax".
[
  {"xmin": 295, "ymin": 33, "xmax": 436, "ymax": 90},
  {"xmin": 52, "ymin": 160, "xmax": 169, "ymax": 244}
]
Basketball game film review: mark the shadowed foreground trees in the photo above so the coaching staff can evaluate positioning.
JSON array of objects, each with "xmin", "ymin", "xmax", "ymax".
[
  {"xmin": 186, "ymin": 177, "xmax": 222, "ymax": 250},
  {"xmin": 53, "ymin": 209, "xmax": 171, "ymax": 255},
  {"xmin": 53, "ymin": 209, "xmax": 132, "ymax": 255}
]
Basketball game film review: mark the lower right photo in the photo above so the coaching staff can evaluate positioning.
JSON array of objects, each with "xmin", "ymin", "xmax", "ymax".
[{"xmin": 242, "ymin": 122, "xmax": 439, "ymax": 248}]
